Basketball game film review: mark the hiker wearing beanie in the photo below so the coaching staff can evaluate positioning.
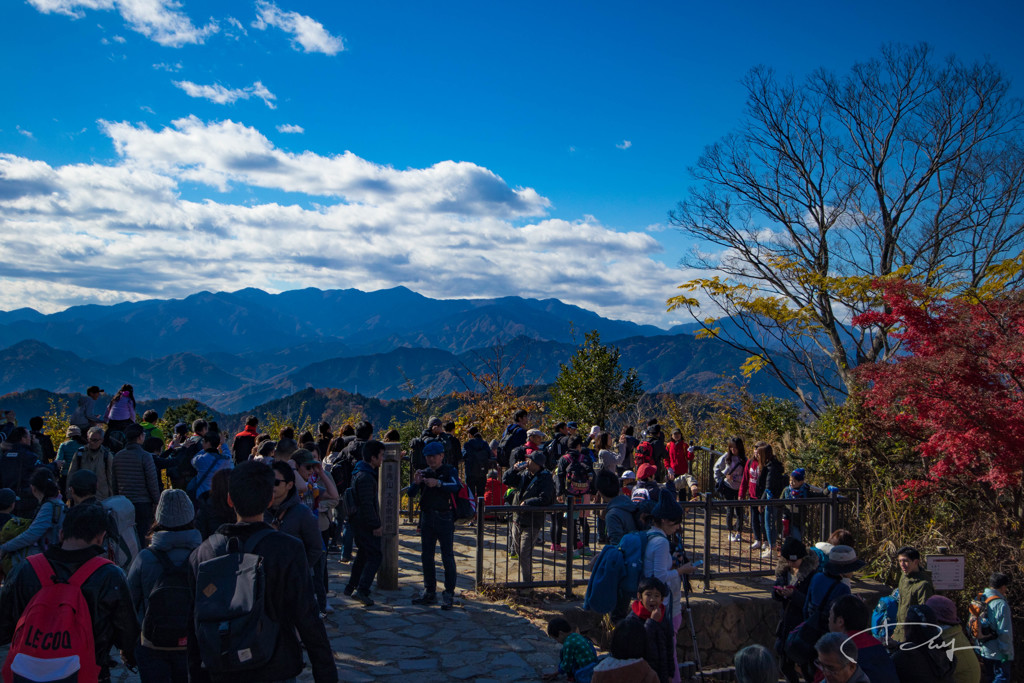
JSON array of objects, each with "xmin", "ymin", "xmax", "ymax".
[
  {"xmin": 126, "ymin": 489, "xmax": 202, "ymax": 681},
  {"xmin": 643, "ymin": 487, "xmax": 696, "ymax": 683}
]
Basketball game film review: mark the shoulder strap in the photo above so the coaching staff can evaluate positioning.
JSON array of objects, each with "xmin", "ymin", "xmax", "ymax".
[
  {"xmin": 67, "ymin": 555, "xmax": 113, "ymax": 588},
  {"xmin": 243, "ymin": 527, "xmax": 276, "ymax": 554},
  {"xmin": 27, "ymin": 554, "xmax": 56, "ymax": 587},
  {"xmin": 148, "ymin": 547, "xmax": 179, "ymax": 573},
  {"xmin": 195, "ymin": 456, "xmax": 220, "ymax": 489}
]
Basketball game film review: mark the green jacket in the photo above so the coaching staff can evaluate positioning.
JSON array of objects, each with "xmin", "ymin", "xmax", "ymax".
[{"xmin": 893, "ymin": 568, "xmax": 933, "ymax": 642}]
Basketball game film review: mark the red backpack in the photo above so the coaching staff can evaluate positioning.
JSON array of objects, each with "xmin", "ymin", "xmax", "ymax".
[
  {"xmin": 2, "ymin": 554, "xmax": 111, "ymax": 683},
  {"xmin": 634, "ymin": 441, "xmax": 655, "ymax": 468}
]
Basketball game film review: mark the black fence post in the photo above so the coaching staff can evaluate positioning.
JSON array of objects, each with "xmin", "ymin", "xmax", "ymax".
[
  {"xmin": 702, "ymin": 493, "xmax": 713, "ymax": 591},
  {"xmin": 475, "ymin": 498, "xmax": 485, "ymax": 592},
  {"xmin": 565, "ymin": 498, "xmax": 576, "ymax": 600},
  {"xmin": 829, "ymin": 489, "xmax": 840, "ymax": 538}
]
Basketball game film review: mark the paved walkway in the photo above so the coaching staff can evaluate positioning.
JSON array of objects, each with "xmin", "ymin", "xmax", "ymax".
[
  {"xmin": 314, "ymin": 524, "xmax": 561, "ymax": 683},
  {"xmin": 76, "ymin": 523, "xmax": 562, "ymax": 682}
]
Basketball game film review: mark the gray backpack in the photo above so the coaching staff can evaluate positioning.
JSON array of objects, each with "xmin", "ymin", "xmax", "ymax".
[{"xmin": 193, "ymin": 529, "xmax": 280, "ymax": 673}]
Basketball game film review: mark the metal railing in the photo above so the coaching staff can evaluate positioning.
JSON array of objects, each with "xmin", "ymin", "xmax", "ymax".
[{"xmin": 473, "ymin": 490, "xmax": 854, "ymax": 594}]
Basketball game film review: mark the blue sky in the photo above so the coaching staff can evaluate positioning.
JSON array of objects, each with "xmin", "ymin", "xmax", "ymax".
[{"xmin": 2, "ymin": 0, "xmax": 1022, "ymax": 326}]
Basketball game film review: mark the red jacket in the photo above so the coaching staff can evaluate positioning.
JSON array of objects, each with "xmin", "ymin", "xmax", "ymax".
[
  {"xmin": 738, "ymin": 458, "xmax": 760, "ymax": 499},
  {"xmin": 483, "ymin": 478, "xmax": 506, "ymax": 508},
  {"xmin": 666, "ymin": 440, "xmax": 692, "ymax": 475}
]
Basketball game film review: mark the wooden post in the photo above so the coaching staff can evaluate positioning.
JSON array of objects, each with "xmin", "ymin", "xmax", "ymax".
[{"xmin": 377, "ymin": 441, "xmax": 401, "ymax": 589}]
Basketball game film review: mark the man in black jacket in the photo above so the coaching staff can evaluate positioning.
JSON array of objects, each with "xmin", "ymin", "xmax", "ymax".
[
  {"xmin": 0, "ymin": 503, "xmax": 139, "ymax": 682},
  {"xmin": 1, "ymin": 427, "xmax": 40, "ymax": 516},
  {"xmin": 503, "ymin": 449, "xmax": 555, "ymax": 586},
  {"xmin": 409, "ymin": 441, "xmax": 460, "ymax": 609},
  {"xmin": 187, "ymin": 461, "xmax": 337, "ymax": 683},
  {"xmin": 461, "ymin": 426, "xmax": 493, "ymax": 498},
  {"xmin": 346, "ymin": 440, "xmax": 383, "ymax": 606}
]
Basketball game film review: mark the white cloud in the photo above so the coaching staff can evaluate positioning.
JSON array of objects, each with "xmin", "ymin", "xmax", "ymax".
[
  {"xmin": 224, "ymin": 16, "xmax": 247, "ymax": 37},
  {"xmin": 276, "ymin": 124, "xmax": 304, "ymax": 134},
  {"xmin": 251, "ymin": 0, "xmax": 343, "ymax": 55},
  {"xmin": 16, "ymin": 126, "xmax": 35, "ymax": 139},
  {"xmin": 112, "ymin": 34, "xmax": 126, "ymax": 42},
  {"xmin": 173, "ymin": 81, "xmax": 277, "ymax": 109},
  {"xmin": 616, "ymin": 140, "xmax": 632, "ymax": 150},
  {"xmin": 26, "ymin": 0, "xmax": 218, "ymax": 47},
  {"xmin": 0, "ymin": 118, "xmax": 695, "ymax": 326},
  {"xmin": 152, "ymin": 62, "xmax": 182, "ymax": 72}
]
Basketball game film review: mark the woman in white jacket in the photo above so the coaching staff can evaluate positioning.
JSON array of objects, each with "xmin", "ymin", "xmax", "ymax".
[{"xmin": 644, "ymin": 487, "xmax": 696, "ymax": 683}]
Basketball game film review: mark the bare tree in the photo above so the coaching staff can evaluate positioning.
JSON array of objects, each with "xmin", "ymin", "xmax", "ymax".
[{"xmin": 669, "ymin": 43, "xmax": 1024, "ymax": 414}]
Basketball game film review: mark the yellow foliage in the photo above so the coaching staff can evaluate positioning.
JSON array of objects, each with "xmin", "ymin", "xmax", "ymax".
[
  {"xmin": 42, "ymin": 397, "xmax": 71, "ymax": 447},
  {"xmin": 740, "ymin": 355, "xmax": 768, "ymax": 378}
]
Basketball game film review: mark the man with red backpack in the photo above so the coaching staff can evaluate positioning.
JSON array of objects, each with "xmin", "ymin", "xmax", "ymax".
[
  {"xmin": 552, "ymin": 436, "xmax": 595, "ymax": 555},
  {"xmin": 0, "ymin": 503, "xmax": 139, "ymax": 682}
]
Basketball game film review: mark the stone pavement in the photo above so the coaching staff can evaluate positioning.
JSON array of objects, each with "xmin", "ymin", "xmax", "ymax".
[{"xmin": 86, "ymin": 523, "xmax": 560, "ymax": 682}]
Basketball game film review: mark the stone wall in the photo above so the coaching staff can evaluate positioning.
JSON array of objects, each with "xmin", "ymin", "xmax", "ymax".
[{"xmin": 565, "ymin": 575, "xmax": 891, "ymax": 670}]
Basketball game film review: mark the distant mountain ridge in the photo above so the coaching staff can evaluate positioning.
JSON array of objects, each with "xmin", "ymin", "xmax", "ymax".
[
  {"xmin": 0, "ymin": 286, "xmax": 832, "ymax": 411},
  {"xmin": 0, "ymin": 286, "xmax": 664, "ymax": 362}
]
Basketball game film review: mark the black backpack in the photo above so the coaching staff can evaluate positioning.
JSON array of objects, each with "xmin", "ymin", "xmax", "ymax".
[
  {"xmin": 562, "ymin": 452, "xmax": 594, "ymax": 497},
  {"xmin": 143, "ymin": 548, "xmax": 191, "ymax": 649},
  {"xmin": 496, "ymin": 425, "xmax": 522, "ymax": 468},
  {"xmin": 194, "ymin": 529, "xmax": 280, "ymax": 673},
  {"xmin": 542, "ymin": 438, "xmax": 565, "ymax": 470},
  {"xmin": 171, "ymin": 438, "xmax": 202, "ymax": 489},
  {"xmin": 462, "ymin": 438, "xmax": 491, "ymax": 480}
]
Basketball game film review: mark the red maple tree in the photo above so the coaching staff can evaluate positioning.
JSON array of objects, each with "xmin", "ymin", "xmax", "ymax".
[{"xmin": 854, "ymin": 281, "xmax": 1024, "ymax": 493}]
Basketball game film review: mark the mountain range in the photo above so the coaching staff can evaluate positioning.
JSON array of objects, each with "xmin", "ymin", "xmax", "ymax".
[{"xmin": 0, "ymin": 286, "xmax": 819, "ymax": 411}]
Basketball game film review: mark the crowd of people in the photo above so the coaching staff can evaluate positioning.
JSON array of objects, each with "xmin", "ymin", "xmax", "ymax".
[{"xmin": 0, "ymin": 396, "xmax": 1015, "ymax": 683}]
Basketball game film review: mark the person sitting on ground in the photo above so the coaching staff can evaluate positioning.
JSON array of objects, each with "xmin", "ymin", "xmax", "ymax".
[
  {"xmin": 927, "ymin": 601, "xmax": 975, "ymax": 677},
  {"xmin": 892, "ymin": 545, "xmax": 933, "ymax": 644},
  {"xmin": 624, "ymin": 576, "xmax": 673, "ymax": 683},
  {"xmin": 892, "ymin": 604, "xmax": 956, "ymax": 683},
  {"xmin": 825, "ymin": 594, "xmax": 899, "ymax": 683},
  {"xmin": 734, "ymin": 644, "xmax": 779, "ymax": 683},
  {"xmin": 543, "ymin": 616, "xmax": 598, "ymax": 682},
  {"xmin": 591, "ymin": 617, "xmax": 659, "ymax": 683},
  {"xmin": 814, "ymin": 632, "xmax": 869, "ymax": 683},
  {"xmin": 0, "ymin": 502, "xmax": 139, "ymax": 682}
]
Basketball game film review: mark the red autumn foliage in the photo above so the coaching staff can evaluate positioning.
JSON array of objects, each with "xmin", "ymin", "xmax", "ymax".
[{"xmin": 854, "ymin": 281, "xmax": 1024, "ymax": 492}]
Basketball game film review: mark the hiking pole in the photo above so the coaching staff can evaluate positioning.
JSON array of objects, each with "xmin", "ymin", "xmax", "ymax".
[{"xmin": 682, "ymin": 576, "xmax": 705, "ymax": 682}]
